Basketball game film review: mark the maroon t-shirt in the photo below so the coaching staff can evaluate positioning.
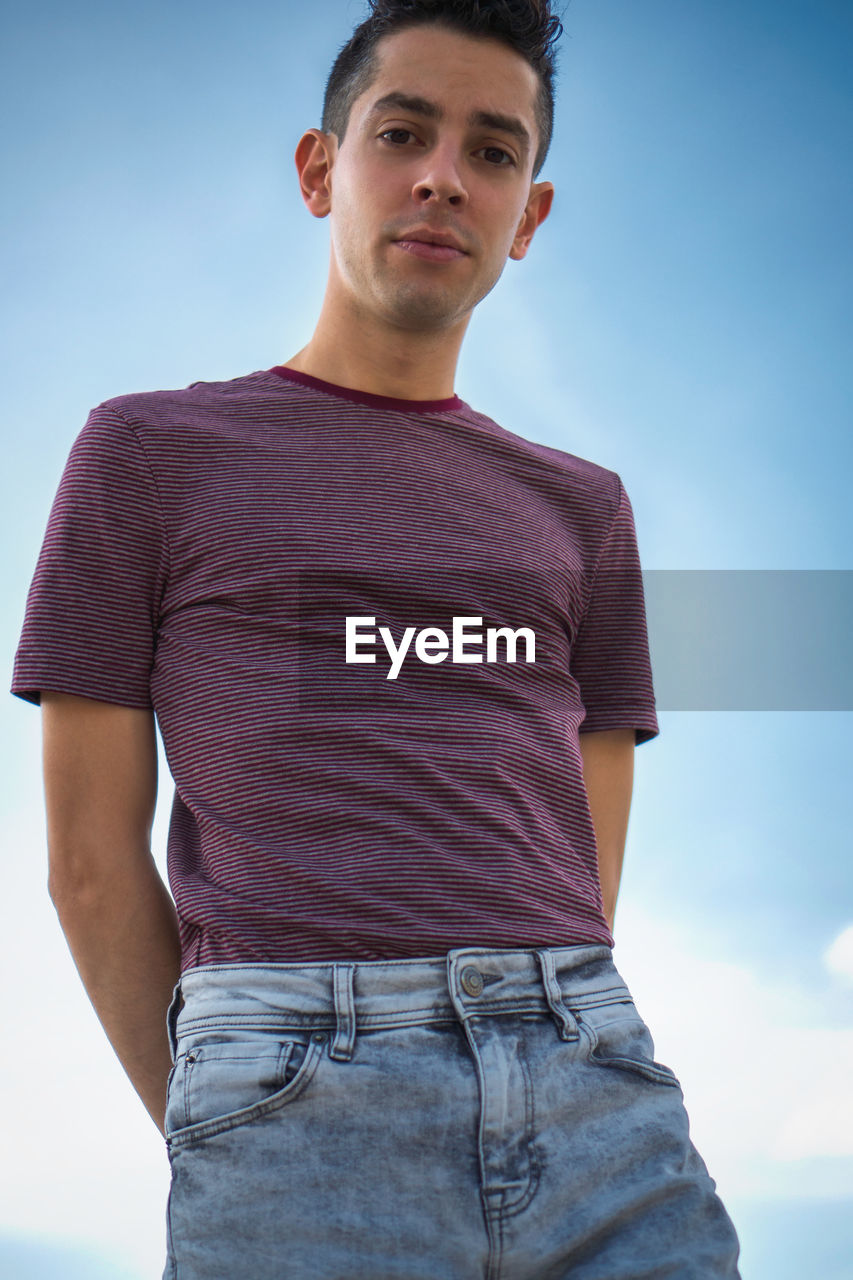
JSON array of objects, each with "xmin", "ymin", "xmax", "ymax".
[{"xmin": 11, "ymin": 366, "xmax": 659, "ymax": 969}]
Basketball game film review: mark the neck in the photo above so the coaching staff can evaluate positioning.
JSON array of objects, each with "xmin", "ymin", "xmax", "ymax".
[{"xmin": 283, "ymin": 288, "xmax": 471, "ymax": 402}]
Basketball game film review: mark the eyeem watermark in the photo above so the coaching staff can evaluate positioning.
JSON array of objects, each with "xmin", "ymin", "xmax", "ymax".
[{"xmin": 345, "ymin": 616, "xmax": 537, "ymax": 680}]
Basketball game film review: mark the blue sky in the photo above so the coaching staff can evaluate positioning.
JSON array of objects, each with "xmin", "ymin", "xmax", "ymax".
[{"xmin": 1, "ymin": 2, "xmax": 851, "ymax": 1276}]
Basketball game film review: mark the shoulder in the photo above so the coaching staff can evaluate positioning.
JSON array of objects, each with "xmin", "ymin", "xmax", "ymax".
[
  {"xmin": 450, "ymin": 401, "xmax": 623, "ymax": 513},
  {"xmin": 93, "ymin": 368, "xmax": 279, "ymax": 432}
]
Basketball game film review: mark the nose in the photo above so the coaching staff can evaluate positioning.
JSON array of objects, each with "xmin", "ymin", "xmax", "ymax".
[{"xmin": 411, "ymin": 142, "xmax": 468, "ymax": 207}]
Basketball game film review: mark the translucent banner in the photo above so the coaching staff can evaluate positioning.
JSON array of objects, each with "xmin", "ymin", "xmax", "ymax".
[{"xmin": 642, "ymin": 570, "xmax": 853, "ymax": 710}]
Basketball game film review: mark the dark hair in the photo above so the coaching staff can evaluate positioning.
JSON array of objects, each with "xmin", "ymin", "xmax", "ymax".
[{"xmin": 321, "ymin": 1, "xmax": 565, "ymax": 179}]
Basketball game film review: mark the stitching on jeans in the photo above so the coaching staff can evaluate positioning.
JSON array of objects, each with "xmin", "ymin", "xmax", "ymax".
[
  {"xmin": 499, "ymin": 1040, "xmax": 543, "ymax": 1219},
  {"xmin": 168, "ymin": 1035, "xmax": 326, "ymax": 1149},
  {"xmin": 174, "ymin": 997, "xmax": 634, "ymax": 1042}
]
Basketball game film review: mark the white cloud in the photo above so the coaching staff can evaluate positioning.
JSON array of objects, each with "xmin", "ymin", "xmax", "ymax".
[
  {"xmin": 612, "ymin": 903, "xmax": 853, "ymax": 1200},
  {"xmin": 824, "ymin": 923, "xmax": 853, "ymax": 986},
  {"xmin": 0, "ymin": 733, "xmax": 172, "ymax": 1279}
]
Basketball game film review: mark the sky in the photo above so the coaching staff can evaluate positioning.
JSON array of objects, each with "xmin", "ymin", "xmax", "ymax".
[{"xmin": 1, "ymin": 1, "xmax": 852, "ymax": 1276}]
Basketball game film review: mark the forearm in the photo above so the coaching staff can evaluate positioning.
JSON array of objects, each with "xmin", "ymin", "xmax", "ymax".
[{"xmin": 50, "ymin": 852, "xmax": 181, "ymax": 1136}]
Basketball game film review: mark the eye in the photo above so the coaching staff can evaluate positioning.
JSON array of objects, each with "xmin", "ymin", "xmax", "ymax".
[
  {"xmin": 379, "ymin": 128, "xmax": 416, "ymax": 146},
  {"xmin": 479, "ymin": 146, "xmax": 514, "ymax": 167}
]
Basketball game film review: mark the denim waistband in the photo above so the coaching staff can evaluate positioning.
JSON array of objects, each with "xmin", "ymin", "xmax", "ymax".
[{"xmin": 168, "ymin": 943, "xmax": 633, "ymax": 1064}]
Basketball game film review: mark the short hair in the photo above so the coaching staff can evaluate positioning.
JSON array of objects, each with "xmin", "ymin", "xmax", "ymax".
[{"xmin": 321, "ymin": 1, "xmax": 565, "ymax": 180}]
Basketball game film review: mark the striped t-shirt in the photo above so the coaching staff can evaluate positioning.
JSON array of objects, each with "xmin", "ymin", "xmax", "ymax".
[{"xmin": 11, "ymin": 366, "xmax": 659, "ymax": 969}]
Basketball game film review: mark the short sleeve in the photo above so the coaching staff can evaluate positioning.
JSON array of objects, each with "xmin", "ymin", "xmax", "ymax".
[
  {"xmin": 9, "ymin": 405, "xmax": 170, "ymax": 708},
  {"xmin": 570, "ymin": 477, "xmax": 659, "ymax": 745}
]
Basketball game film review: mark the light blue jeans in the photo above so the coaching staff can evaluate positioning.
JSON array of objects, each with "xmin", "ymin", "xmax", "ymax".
[{"xmin": 162, "ymin": 944, "xmax": 742, "ymax": 1279}]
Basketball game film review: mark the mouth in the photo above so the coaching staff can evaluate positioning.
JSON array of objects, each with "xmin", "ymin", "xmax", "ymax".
[
  {"xmin": 393, "ymin": 238, "xmax": 468, "ymax": 262},
  {"xmin": 392, "ymin": 226, "xmax": 469, "ymax": 262}
]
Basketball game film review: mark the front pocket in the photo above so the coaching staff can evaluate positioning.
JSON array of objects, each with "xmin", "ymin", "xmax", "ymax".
[
  {"xmin": 575, "ymin": 1000, "xmax": 681, "ymax": 1088},
  {"xmin": 166, "ymin": 1032, "xmax": 326, "ymax": 1146}
]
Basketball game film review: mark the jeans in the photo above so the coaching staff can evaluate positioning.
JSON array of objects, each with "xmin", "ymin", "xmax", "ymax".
[{"xmin": 162, "ymin": 943, "xmax": 742, "ymax": 1279}]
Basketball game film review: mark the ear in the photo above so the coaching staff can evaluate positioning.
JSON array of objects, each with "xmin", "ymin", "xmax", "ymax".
[
  {"xmin": 294, "ymin": 128, "xmax": 338, "ymax": 219},
  {"xmin": 509, "ymin": 180, "xmax": 555, "ymax": 261}
]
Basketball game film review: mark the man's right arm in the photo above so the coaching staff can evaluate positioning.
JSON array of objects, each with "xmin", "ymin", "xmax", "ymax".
[{"xmin": 41, "ymin": 690, "xmax": 181, "ymax": 1137}]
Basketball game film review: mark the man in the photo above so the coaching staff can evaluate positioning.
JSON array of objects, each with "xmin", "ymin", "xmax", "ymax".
[{"xmin": 11, "ymin": 1, "xmax": 742, "ymax": 1276}]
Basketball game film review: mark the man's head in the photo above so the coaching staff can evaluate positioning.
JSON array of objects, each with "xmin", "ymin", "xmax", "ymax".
[
  {"xmin": 292, "ymin": 2, "xmax": 562, "ymax": 344},
  {"xmin": 322, "ymin": 0, "xmax": 564, "ymax": 181}
]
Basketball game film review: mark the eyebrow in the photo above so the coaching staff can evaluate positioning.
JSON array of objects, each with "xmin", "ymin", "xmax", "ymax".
[{"xmin": 365, "ymin": 91, "xmax": 532, "ymax": 159}]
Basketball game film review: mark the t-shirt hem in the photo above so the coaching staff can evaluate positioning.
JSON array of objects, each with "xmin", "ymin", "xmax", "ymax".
[
  {"xmin": 9, "ymin": 673, "xmax": 153, "ymax": 711},
  {"xmin": 579, "ymin": 712, "xmax": 659, "ymax": 742}
]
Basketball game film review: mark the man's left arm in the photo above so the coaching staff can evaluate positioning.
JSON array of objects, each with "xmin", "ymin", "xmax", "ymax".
[{"xmin": 578, "ymin": 728, "xmax": 636, "ymax": 934}]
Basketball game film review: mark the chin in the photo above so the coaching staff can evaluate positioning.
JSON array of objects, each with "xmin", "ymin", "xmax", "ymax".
[{"xmin": 383, "ymin": 287, "xmax": 469, "ymax": 330}]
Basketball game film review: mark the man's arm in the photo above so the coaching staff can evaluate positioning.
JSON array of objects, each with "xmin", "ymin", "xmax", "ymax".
[
  {"xmin": 41, "ymin": 690, "xmax": 181, "ymax": 1136},
  {"xmin": 578, "ymin": 728, "xmax": 636, "ymax": 933}
]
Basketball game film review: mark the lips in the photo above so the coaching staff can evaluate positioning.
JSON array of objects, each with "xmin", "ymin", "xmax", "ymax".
[
  {"xmin": 393, "ymin": 227, "xmax": 470, "ymax": 265},
  {"xmin": 393, "ymin": 226, "xmax": 469, "ymax": 257},
  {"xmin": 402, "ymin": 229, "xmax": 467, "ymax": 251},
  {"xmin": 394, "ymin": 239, "xmax": 467, "ymax": 262}
]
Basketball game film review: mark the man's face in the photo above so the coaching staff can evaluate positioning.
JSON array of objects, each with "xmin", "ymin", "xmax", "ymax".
[{"xmin": 320, "ymin": 23, "xmax": 552, "ymax": 333}]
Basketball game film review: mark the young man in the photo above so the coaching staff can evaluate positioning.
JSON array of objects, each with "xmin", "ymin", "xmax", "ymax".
[{"xmin": 11, "ymin": 2, "xmax": 742, "ymax": 1276}]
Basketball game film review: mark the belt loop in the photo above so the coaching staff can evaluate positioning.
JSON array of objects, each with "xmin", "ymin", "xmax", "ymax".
[
  {"xmin": 536, "ymin": 949, "xmax": 579, "ymax": 1042},
  {"xmin": 329, "ymin": 963, "xmax": 356, "ymax": 1061},
  {"xmin": 166, "ymin": 979, "xmax": 184, "ymax": 1064}
]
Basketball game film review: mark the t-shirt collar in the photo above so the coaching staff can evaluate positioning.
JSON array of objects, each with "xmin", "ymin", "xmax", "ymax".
[{"xmin": 268, "ymin": 365, "xmax": 464, "ymax": 414}]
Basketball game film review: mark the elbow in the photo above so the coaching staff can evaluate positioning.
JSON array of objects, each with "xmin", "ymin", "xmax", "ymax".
[
  {"xmin": 46, "ymin": 831, "xmax": 156, "ymax": 911},
  {"xmin": 47, "ymin": 865, "xmax": 99, "ymax": 913},
  {"xmin": 47, "ymin": 843, "xmax": 116, "ymax": 911}
]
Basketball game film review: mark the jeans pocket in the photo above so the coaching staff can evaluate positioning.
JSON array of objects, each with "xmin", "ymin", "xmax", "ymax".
[
  {"xmin": 166, "ymin": 1030, "xmax": 327, "ymax": 1147},
  {"xmin": 574, "ymin": 998, "xmax": 682, "ymax": 1088}
]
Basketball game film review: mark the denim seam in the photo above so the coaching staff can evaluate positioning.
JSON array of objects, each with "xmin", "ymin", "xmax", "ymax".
[
  {"xmin": 497, "ymin": 1046, "xmax": 542, "ymax": 1220},
  {"xmin": 167, "ymin": 1034, "xmax": 327, "ymax": 1149},
  {"xmin": 174, "ymin": 989, "xmax": 632, "ymax": 1036}
]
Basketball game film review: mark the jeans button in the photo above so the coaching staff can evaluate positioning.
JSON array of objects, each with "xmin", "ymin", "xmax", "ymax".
[{"xmin": 460, "ymin": 965, "xmax": 484, "ymax": 998}]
